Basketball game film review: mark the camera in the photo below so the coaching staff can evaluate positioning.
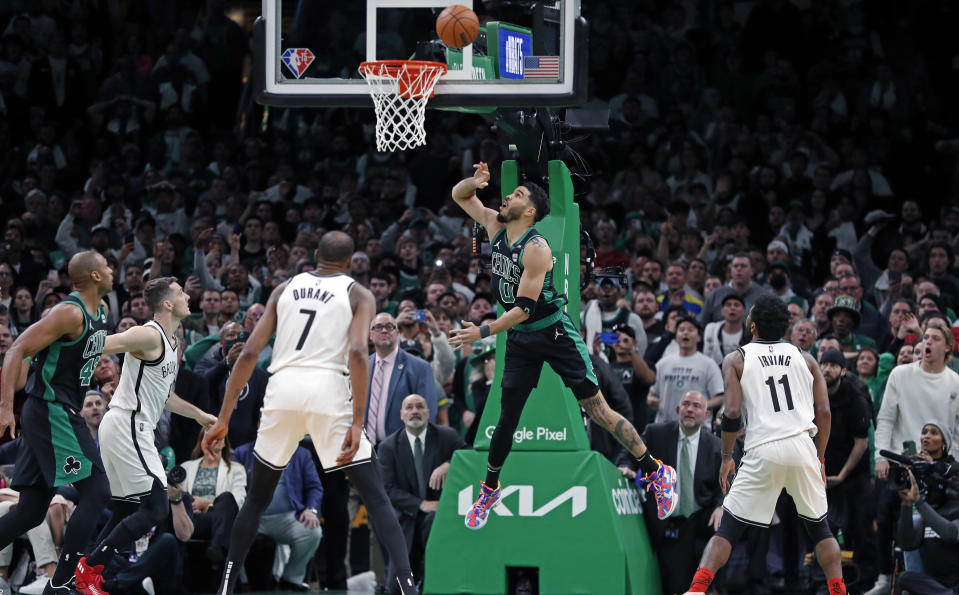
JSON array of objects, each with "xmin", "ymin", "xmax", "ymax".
[
  {"xmin": 411, "ymin": 310, "xmax": 427, "ymax": 321},
  {"xmin": 590, "ymin": 267, "xmax": 630, "ymax": 291},
  {"xmin": 881, "ymin": 449, "xmax": 956, "ymax": 507},
  {"xmin": 224, "ymin": 330, "xmax": 250, "ymax": 354},
  {"xmin": 166, "ymin": 464, "xmax": 186, "ymax": 485},
  {"xmin": 159, "ymin": 447, "xmax": 186, "ymax": 485}
]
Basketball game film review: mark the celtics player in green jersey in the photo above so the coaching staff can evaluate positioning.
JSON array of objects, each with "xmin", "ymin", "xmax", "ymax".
[
  {"xmin": 0, "ymin": 251, "xmax": 113, "ymax": 594},
  {"xmin": 448, "ymin": 162, "xmax": 678, "ymax": 530}
]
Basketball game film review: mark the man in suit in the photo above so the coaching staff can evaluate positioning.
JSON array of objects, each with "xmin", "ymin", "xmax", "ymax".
[
  {"xmin": 366, "ymin": 313, "xmax": 438, "ymax": 445},
  {"xmin": 378, "ymin": 394, "xmax": 466, "ymax": 585},
  {"xmin": 640, "ymin": 391, "xmax": 724, "ymax": 595}
]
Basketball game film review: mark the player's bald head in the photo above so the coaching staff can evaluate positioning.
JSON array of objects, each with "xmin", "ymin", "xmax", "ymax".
[
  {"xmin": 68, "ymin": 251, "xmax": 107, "ymax": 288},
  {"xmin": 316, "ymin": 231, "xmax": 355, "ymax": 264}
]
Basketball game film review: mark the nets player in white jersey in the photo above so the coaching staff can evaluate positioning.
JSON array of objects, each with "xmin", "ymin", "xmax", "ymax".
[
  {"xmin": 684, "ymin": 295, "xmax": 848, "ymax": 595},
  {"xmin": 73, "ymin": 277, "xmax": 217, "ymax": 595},
  {"xmin": 204, "ymin": 231, "xmax": 418, "ymax": 595}
]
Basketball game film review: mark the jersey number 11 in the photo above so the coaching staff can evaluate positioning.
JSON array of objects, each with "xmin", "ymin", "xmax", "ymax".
[{"xmin": 763, "ymin": 374, "xmax": 795, "ymax": 412}]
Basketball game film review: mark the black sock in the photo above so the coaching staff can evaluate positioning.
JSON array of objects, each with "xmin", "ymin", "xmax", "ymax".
[
  {"xmin": 53, "ymin": 472, "xmax": 111, "ymax": 586},
  {"xmin": 636, "ymin": 452, "xmax": 660, "ymax": 477},
  {"xmin": 484, "ymin": 465, "xmax": 500, "ymax": 488}
]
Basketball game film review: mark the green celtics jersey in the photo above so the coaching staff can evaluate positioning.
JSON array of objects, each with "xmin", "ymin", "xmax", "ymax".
[
  {"xmin": 26, "ymin": 293, "xmax": 109, "ymax": 410},
  {"xmin": 490, "ymin": 227, "xmax": 566, "ymax": 327}
]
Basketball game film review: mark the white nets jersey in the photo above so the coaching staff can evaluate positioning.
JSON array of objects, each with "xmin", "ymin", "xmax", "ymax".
[
  {"xmin": 110, "ymin": 320, "xmax": 178, "ymax": 427},
  {"xmin": 269, "ymin": 273, "xmax": 355, "ymax": 375},
  {"xmin": 739, "ymin": 341, "xmax": 817, "ymax": 451}
]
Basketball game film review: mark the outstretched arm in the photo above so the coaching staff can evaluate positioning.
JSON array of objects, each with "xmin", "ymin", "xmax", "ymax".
[
  {"xmin": 103, "ymin": 325, "xmax": 163, "ymax": 360},
  {"xmin": 0, "ymin": 304, "xmax": 84, "ymax": 438},
  {"xmin": 165, "ymin": 391, "xmax": 217, "ymax": 426},
  {"xmin": 450, "ymin": 162, "xmax": 502, "ymax": 239},
  {"xmin": 204, "ymin": 282, "xmax": 284, "ymax": 450}
]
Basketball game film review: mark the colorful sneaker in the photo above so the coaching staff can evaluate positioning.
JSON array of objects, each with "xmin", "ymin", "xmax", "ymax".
[
  {"xmin": 464, "ymin": 481, "xmax": 502, "ymax": 530},
  {"xmin": 74, "ymin": 556, "xmax": 110, "ymax": 595},
  {"xmin": 637, "ymin": 460, "xmax": 678, "ymax": 519}
]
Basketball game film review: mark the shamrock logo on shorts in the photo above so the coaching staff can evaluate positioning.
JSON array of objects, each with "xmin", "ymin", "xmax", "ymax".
[{"xmin": 63, "ymin": 456, "xmax": 82, "ymax": 475}]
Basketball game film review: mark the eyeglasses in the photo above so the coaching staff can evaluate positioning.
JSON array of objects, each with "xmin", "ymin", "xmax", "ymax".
[{"xmin": 371, "ymin": 324, "xmax": 397, "ymax": 332}]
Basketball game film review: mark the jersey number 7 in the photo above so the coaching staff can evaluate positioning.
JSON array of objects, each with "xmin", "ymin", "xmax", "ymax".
[{"xmin": 296, "ymin": 309, "xmax": 316, "ymax": 350}]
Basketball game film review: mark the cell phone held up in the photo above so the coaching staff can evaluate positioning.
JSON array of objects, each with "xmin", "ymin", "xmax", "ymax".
[
  {"xmin": 598, "ymin": 332, "xmax": 620, "ymax": 344},
  {"xmin": 902, "ymin": 440, "xmax": 917, "ymax": 457}
]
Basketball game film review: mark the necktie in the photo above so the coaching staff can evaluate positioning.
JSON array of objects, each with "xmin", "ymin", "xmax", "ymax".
[
  {"xmin": 413, "ymin": 436, "xmax": 426, "ymax": 498},
  {"xmin": 366, "ymin": 360, "xmax": 386, "ymax": 443},
  {"xmin": 679, "ymin": 436, "xmax": 695, "ymax": 517}
]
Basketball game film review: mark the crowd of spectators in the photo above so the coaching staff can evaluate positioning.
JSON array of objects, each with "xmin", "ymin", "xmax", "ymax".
[{"xmin": 0, "ymin": 0, "xmax": 958, "ymax": 593}]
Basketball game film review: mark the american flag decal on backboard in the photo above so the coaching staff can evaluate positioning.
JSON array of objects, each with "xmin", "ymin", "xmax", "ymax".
[{"xmin": 523, "ymin": 56, "xmax": 560, "ymax": 80}]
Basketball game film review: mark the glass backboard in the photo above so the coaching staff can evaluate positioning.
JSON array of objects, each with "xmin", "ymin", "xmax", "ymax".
[{"xmin": 254, "ymin": 0, "xmax": 587, "ymax": 108}]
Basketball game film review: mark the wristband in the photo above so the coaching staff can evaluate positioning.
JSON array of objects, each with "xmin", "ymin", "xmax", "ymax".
[
  {"xmin": 479, "ymin": 324, "xmax": 491, "ymax": 338},
  {"xmin": 819, "ymin": 458, "xmax": 825, "ymax": 464},
  {"xmin": 720, "ymin": 413, "xmax": 742, "ymax": 433},
  {"xmin": 170, "ymin": 496, "xmax": 183, "ymax": 505},
  {"xmin": 721, "ymin": 451, "xmax": 733, "ymax": 458}
]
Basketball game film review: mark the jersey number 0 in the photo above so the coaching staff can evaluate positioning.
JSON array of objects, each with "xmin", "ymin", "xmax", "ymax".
[{"xmin": 499, "ymin": 279, "xmax": 515, "ymax": 303}]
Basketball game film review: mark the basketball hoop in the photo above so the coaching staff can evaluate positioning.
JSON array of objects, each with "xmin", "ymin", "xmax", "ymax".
[{"xmin": 359, "ymin": 60, "xmax": 447, "ymax": 152}]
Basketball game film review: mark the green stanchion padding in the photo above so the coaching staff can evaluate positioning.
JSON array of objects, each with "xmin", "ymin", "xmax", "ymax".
[
  {"xmin": 472, "ymin": 160, "xmax": 586, "ymax": 453},
  {"xmin": 426, "ymin": 162, "xmax": 662, "ymax": 595},
  {"xmin": 424, "ymin": 450, "xmax": 662, "ymax": 595}
]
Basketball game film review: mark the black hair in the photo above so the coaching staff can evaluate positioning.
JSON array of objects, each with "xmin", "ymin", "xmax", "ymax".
[
  {"xmin": 749, "ymin": 294, "xmax": 791, "ymax": 341},
  {"xmin": 890, "ymin": 297, "xmax": 915, "ymax": 311},
  {"xmin": 396, "ymin": 288, "xmax": 425, "ymax": 308},
  {"xmin": 472, "ymin": 292, "xmax": 494, "ymax": 305},
  {"xmin": 927, "ymin": 240, "xmax": 955, "ymax": 268},
  {"xmin": 370, "ymin": 270, "xmax": 392, "ymax": 285},
  {"xmin": 675, "ymin": 315, "xmax": 701, "ymax": 334},
  {"xmin": 663, "ymin": 304, "xmax": 688, "ymax": 320},
  {"xmin": 522, "ymin": 181, "xmax": 550, "ymax": 222}
]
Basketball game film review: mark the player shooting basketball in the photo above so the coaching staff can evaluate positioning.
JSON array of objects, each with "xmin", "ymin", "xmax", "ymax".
[{"xmin": 447, "ymin": 162, "xmax": 678, "ymax": 530}]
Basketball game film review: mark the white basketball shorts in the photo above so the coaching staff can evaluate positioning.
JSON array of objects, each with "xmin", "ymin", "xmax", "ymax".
[
  {"xmin": 99, "ymin": 407, "xmax": 167, "ymax": 500},
  {"xmin": 254, "ymin": 367, "xmax": 373, "ymax": 472},
  {"xmin": 722, "ymin": 432, "xmax": 827, "ymax": 526}
]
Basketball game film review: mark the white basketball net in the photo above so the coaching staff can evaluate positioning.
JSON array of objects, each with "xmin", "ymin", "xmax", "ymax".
[{"xmin": 359, "ymin": 61, "xmax": 447, "ymax": 152}]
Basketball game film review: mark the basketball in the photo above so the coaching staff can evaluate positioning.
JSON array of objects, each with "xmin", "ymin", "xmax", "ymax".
[{"xmin": 436, "ymin": 5, "xmax": 480, "ymax": 49}]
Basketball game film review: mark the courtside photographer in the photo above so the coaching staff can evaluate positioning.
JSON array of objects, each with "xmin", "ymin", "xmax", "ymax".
[{"xmin": 891, "ymin": 422, "xmax": 959, "ymax": 595}]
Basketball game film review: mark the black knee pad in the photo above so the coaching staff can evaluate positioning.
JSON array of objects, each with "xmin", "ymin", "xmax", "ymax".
[
  {"xmin": 802, "ymin": 517, "xmax": 834, "ymax": 543},
  {"xmin": 715, "ymin": 509, "xmax": 750, "ymax": 543},
  {"xmin": 571, "ymin": 379, "xmax": 599, "ymax": 400}
]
